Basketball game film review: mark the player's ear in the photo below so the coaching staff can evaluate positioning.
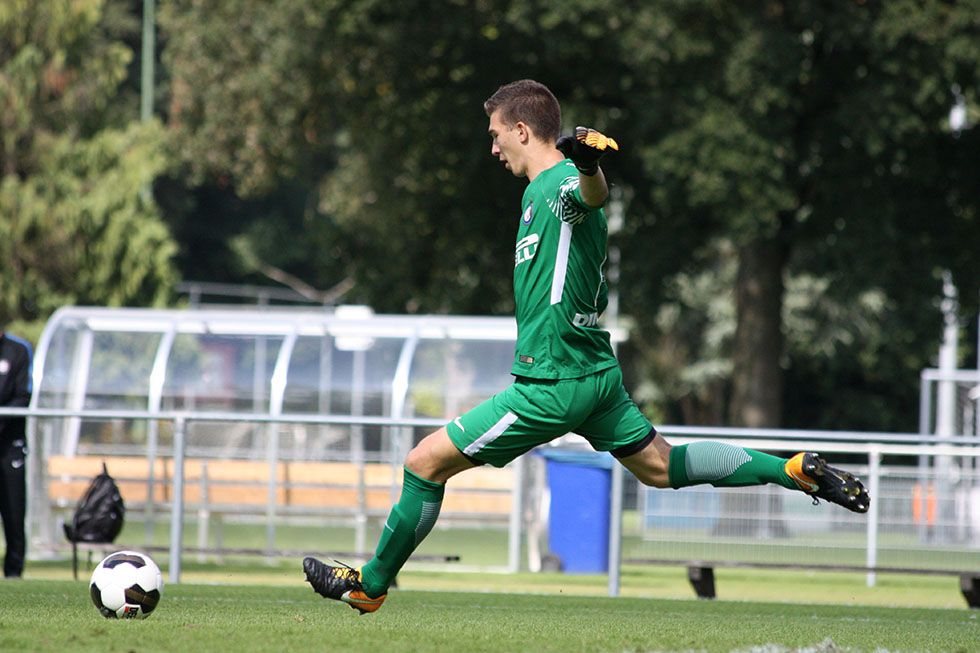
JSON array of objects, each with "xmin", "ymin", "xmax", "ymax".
[{"xmin": 515, "ymin": 121, "xmax": 531, "ymax": 144}]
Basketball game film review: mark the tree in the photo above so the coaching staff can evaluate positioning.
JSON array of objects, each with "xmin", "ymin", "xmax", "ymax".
[
  {"xmin": 615, "ymin": 0, "xmax": 980, "ymax": 431},
  {"xmin": 158, "ymin": 0, "xmax": 633, "ymax": 313},
  {"xmin": 0, "ymin": 0, "xmax": 178, "ymax": 337},
  {"xmin": 156, "ymin": 0, "xmax": 352, "ymax": 298},
  {"xmin": 157, "ymin": 0, "xmax": 980, "ymax": 433},
  {"xmin": 0, "ymin": 123, "xmax": 177, "ymax": 326}
]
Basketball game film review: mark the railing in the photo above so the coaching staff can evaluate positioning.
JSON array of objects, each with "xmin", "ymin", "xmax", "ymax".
[
  {"xmin": 620, "ymin": 426, "xmax": 980, "ymax": 599},
  {"xmin": 5, "ymin": 406, "xmax": 979, "ymax": 594},
  {"xmin": 11, "ymin": 407, "xmax": 525, "ymax": 584}
]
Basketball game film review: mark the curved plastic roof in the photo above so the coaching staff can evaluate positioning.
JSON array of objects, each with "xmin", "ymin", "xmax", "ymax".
[
  {"xmin": 33, "ymin": 306, "xmax": 519, "ymax": 456},
  {"xmin": 33, "ymin": 306, "xmax": 627, "ymax": 458}
]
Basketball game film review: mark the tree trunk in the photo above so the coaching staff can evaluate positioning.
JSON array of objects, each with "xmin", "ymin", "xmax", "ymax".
[
  {"xmin": 730, "ymin": 238, "xmax": 785, "ymax": 429},
  {"xmin": 714, "ymin": 237, "xmax": 788, "ymax": 537}
]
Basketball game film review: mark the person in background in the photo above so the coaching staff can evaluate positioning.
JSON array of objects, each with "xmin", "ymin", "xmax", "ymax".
[{"xmin": 0, "ymin": 329, "xmax": 33, "ymax": 578}]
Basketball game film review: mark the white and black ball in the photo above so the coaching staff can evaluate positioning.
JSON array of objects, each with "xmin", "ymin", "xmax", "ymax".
[{"xmin": 89, "ymin": 551, "xmax": 164, "ymax": 619}]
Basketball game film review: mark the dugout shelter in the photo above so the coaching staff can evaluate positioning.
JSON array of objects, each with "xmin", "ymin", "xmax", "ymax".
[{"xmin": 25, "ymin": 305, "xmax": 623, "ymax": 564}]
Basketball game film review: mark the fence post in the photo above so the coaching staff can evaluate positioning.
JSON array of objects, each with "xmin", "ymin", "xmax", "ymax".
[
  {"xmin": 508, "ymin": 454, "xmax": 524, "ymax": 573},
  {"xmin": 198, "ymin": 460, "xmax": 209, "ymax": 563},
  {"xmin": 146, "ymin": 417, "xmax": 157, "ymax": 547},
  {"xmin": 169, "ymin": 416, "xmax": 186, "ymax": 584},
  {"xmin": 866, "ymin": 447, "xmax": 881, "ymax": 587},
  {"xmin": 607, "ymin": 461, "xmax": 624, "ymax": 597},
  {"xmin": 266, "ymin": 422, "xmax": 279, "ymax": 560}
]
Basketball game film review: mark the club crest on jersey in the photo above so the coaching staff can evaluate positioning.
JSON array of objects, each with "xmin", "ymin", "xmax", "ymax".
[{"xmin": 522, "ymin": 201, "xmax": 534, "ymax": 224}]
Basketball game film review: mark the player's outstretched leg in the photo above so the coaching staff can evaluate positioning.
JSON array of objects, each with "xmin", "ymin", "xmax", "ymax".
[
  {"xmin": 303, "ymin": 557, "xmax": 386, "ymax": 614},
  {"xmin": 666, "ymin": 441, "xmax": 870, "ymax": 513},
  {"xmin": 785, "ymin": 452, "xmax": 869, "ymax": 513}
]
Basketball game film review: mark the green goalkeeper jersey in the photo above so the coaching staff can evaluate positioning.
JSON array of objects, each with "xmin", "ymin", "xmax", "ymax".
[{"xmin": 510, "ymin": 159, "xmax": 617, "ymax": 380}]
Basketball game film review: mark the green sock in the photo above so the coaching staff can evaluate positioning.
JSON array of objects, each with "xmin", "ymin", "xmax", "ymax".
[
  {"xmin": 668, "ymin": 441, "xmax": 797, "ymax": 490},
  {"xmin": 360, "ymin": 467, "xmax": 444, "ymax": 597}
]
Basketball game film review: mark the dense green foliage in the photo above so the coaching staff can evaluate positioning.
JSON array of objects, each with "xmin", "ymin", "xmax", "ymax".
[
  {"xmin": 0, "ymin": 0, "xmax": 177, "ymax": 341},
  {"xmin": 3, "ymin": 1, "xmax": 979, "ymax": 430}
]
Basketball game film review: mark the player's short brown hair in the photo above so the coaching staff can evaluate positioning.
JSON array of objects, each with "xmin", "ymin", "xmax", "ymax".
[{"xmin": 484, "ymin": 80, "xmax": 561, "ymax": 143}]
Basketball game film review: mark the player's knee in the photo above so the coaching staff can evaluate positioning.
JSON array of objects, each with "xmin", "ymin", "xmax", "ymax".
[
  {"xmin": 635, "ymin": 469, "xmax": 671, "ymax": 489},
  {"xmin": 629, "ymin": 461, "xmax": 672, "ymax": 488},
  {"xmin": 618, "ymin": 432, "xmax": 672, "ymax": 488},
  {"xmin": 403, "ymin": 428, "xmax": 472, "ymax": 483},
  {"xmin": 628, "ymin": 454, "xmax": 671, "ymax": 488},
  {"xmin": 403, "ymin": 444, "xmax": 429, "ymax": 476}
]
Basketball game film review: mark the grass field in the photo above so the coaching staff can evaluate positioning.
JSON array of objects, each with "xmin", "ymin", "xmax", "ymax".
[
  {"xmin": 37, "ymin": 517, "xmax": 978, "ymax": 608},
  {"xmin": 9, "ymin": 520, "xmax": 978, "ymax": 651},
  {"xmin": 1, "ymin": 576, "xmax": 977, "ymax": 652}
]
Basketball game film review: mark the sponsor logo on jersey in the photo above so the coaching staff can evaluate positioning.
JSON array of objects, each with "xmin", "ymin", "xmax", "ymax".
[
  {"xmin": 522, "ymin": 200, "xmax": 534, "ymax": 224},
  {"xmin": 573, "ymin": 312, "xmax": 600, "ymax": 327},
  {"xmin": 514, "ymin": 233, "xmax": 539, "ymax": 267},
  {"xmin": 518, "ymin": 355, "xmax": 535, "ymax": 364},
  {"xmin": 0, "ymin": 359, "xmax": 8, "ymax": 375}
]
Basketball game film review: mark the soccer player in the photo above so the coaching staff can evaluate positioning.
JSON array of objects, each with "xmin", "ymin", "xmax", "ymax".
[{"xmin": 303, "ymin": 79, "xmax": 869, "ymax": 613}]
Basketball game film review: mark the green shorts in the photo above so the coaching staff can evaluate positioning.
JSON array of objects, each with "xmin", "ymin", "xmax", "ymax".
[{"xmin": 445, "ymin": 364, "xmax": 654, "ymax": 468}]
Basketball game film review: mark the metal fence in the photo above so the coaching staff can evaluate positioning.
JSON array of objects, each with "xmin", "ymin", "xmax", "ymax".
[
  {"xmin": 16, "ymin": 407, "xmax": 526, "ymax": 584},
  {"xmin": 7, "ymin": 407, "xmax": 980, "ymax": 594},
  {"xmin": 629, "ymin": 428, "xmax": 980, "ymax": 589}
]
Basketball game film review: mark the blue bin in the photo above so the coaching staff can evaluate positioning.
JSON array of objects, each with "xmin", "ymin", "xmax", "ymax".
[{"xmin": 538, "ymin": 448, "xmax": 614, "ymax": 573}]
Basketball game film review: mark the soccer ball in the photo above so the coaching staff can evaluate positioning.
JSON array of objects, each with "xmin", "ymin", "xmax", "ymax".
[{"xmin": 89, "ymin": 551, "xmax": 164, "ymax": 619}]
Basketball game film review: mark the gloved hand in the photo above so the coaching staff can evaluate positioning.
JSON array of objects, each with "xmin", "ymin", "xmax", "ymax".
[{"xmin": 556, "ymin": 126, "xmax": 619, "ymax": 176}]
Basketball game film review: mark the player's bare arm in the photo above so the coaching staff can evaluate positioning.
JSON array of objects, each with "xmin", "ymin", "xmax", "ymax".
[{"xmin": 577, "ymin": 166, "xmax": 609, "ymax": 207}]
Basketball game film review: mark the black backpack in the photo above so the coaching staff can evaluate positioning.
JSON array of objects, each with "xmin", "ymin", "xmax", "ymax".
[{"xmin": 63, "ymin": 463, "xmax": 125, "ymax": 577}]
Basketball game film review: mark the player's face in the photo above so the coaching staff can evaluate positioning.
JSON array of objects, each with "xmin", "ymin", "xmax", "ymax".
[{"xmin": 488, "ymin": 110, "xmax": 526, "ymax": 178}]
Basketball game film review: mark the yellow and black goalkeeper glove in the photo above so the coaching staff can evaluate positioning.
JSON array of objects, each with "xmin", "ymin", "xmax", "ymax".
[{"xmin": 556, "ymin": 126, "xmax": 619, "ymax": 176}]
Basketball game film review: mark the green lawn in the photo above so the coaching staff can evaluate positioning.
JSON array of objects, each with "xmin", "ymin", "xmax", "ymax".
[
  {"xmin": 26, "ymin": 517, "xmax": 975, "ymax": 611},
  {"xmin": 1, "ymin": 578, "xmax": 976, "ymax": 652},
  {"xmin": 27, "ymin": 557, "xmax": 973, "ymax": 609},
  {"xmin": 13, "ymin": 515, "xmax": 977, "ymax": 651}
]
